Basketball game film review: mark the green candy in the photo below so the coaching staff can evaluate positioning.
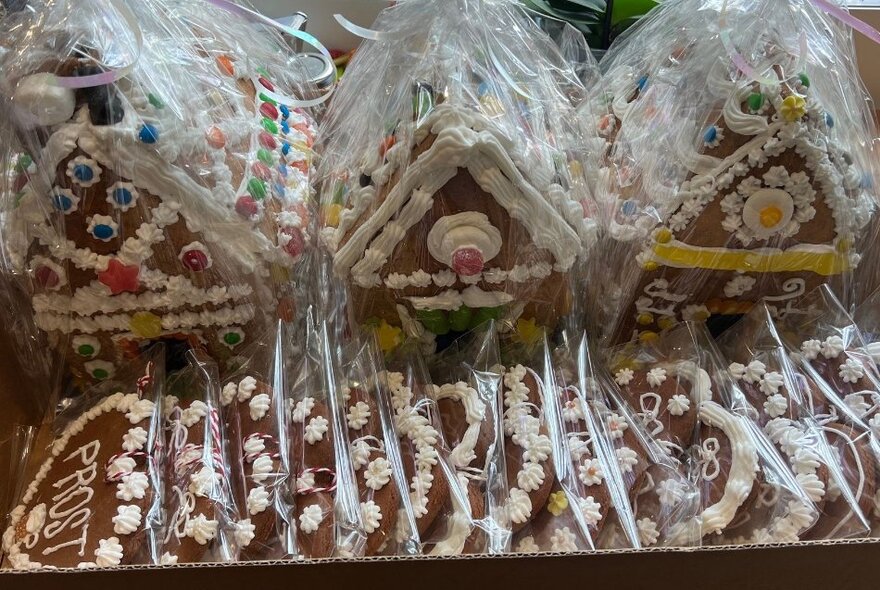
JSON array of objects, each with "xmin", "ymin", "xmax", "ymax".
[
  {"xmin": 223, "ymin": 332, "xmax": 241, "ymax": 346},
  {"xmin": 263, "ymin": 118, "xmax": 279, "ymax": 134},
  {"xmin": 256, "ymin": 66, "xmax": 271, "ymax": 78},
  {"xmin": 417, "ymin": 309, "xmax": 449, "ymax": 335},
  {"xmin": 247, "ymin": 178, "xmax": 267, "ymax": 200},
  {"xmin": 14, "ymin": 154, "xmax": 32, "ymax": 172},
  {"xmin": 798, "ymin": 73, "xmax": 810, "ymax": 88},
  {"xmin": 257, "ymin": 148, "xmax": 274, "ymax": 165},
  {"xmin": 747, "ymin": 92, "xmax": 764, "ymax": 113},
  {"xmin": 148, "ymin": 93, "xmax": 164, "ymax": 109},
  {"xmin": 448, "ymin": 306, "xmax": 473, "ymax": 332},
  {"xmin": 77, "ymin": 344, "xmax": 95, "ymax": 357},
  {"xmin": 259, "ymin": 92, "xmax": 277, "ymax": 106},
  {"xmin": 93, "ymin": 368, "xmax": 109, "ymax": 380},
  {"xmin": 470, "ymin": 306, "xmax": 502, "ymax": 329}
]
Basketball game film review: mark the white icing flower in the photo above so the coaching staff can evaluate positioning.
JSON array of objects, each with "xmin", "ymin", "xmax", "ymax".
[
  {"xmin": 637, "ymin": 517, "xmax": 660, "ymax": 546},
  {"xmin": 296, "ymin": 471, "xmax": 316, "ymax": 493},
  {"xmin": 844, "ymin": 393, "xmax": 871, "ymax": 417},
  {"xmin": 243, "ymin": 435, "xmax": 265, "ymax": 456},
  {"xmin": 723, "ymin": 275, "xmax": 756, "ymax": 298},
  {"xmin": 185, "ymin": 514, "xmax": 219, "ymax": 545},
  {"xmin": 247, "ymin": 486, "xmax": 270, "ymax": 515},
  {"xmin": 578, "ymin": 496, "xmax": 603, "ymax": 527},
  {"xmin": 291, "ymin": 397, "xmax": 315, "ymax": 422},
  {"xmin": 759, "ymin": 372, "xmax": 785, "ymax": 395},
  {"xmin": 614, "ymin": 368, "xmax": 634, "ymax": 386},
  {"xmin": 237, "ymin": 376, "xmax": 258, "ymax": 401},
  {"xmin": 616, "ymin": 447, "xmax": 639, "ymax": 473},
  {"xmin": 116, "ymin": 471, "xmax": 149, "ymax": 501},
  {"xmin": 787, "ymin": 501, "xmax": 816, "ymax": 530},
  {"xmin": 646, "ymin": 367, "xmax": 667, "ymax": 388},
  {"xmin": 839, "ymin": 358, "xmax": 865, "ymax": 384},
  {"xmin": 304, "ymin": 415, "xmax": 329, "ymax": 444},
  {"xmin": 94, "ymin": 537, "xmax": 124, "ymax": 567},
  {"xmin": 159, "ymin": 552, "xmax": 177, "ymax": 565},
  {"xmin": 796, "ymin": 472, "xmax": 826, "ymax": 503},
  {"xmin": 347, "ymin": 401, "xmax": 372, "ymax": 430},
  {"xmin": 361, "ymin": 500, "xmax": 383, "ymax": 534},
  {"xmin": 108, "ymin": 456, "xmax": 136, "ymax": 479},
  {"xmin": 869, "ymin": 414, "xmax": 880, "ymax": 436},
  {"xmin": 505, "ymin": 488, "xmax": 532, "ymax": 524},
  {"xmin": 125, "ymin": 399, "xmax": 155, "ymax": 424},
  {"xmin": 411, "ymin": 423, "xmax": 439, "ymax": 450},
  {"xmin": 180, "ymin": 400, "xmax": 207, "ymax": 427},
  {"xmin": 122, "ymin": 427, "xmax": 148, "ymax": 452},
  {"xmin": 773, "ymin": 517, "xmax": 801, "ymax": 543},
  {"xmin": 364, "ymin": 457, "xmax": 392, "ymax": 490},
  {"xmin": 549, "ymin": 527, "xmax": 578, "ymax": 552},
  {"xmin": 251, "ymin": 455, "xmax": 274, "ymax": 484},
  {"xmin": 299, "ymin": 504, "xmax": 324, "ymax": 534},
  {"xmin": 656, "ymin": 478, "xmax": 686, "ymax": 507},
  {"xmin": 667, "ymin": 394, "xmax": 690, "ymax": 416},
  {"xmin": 606, "ymin": 413, "xmax": 629, "ymax": 439},
  {"xmin": 523, "ymin": 434, "xmax": 552, "ymax": 463},
  {"xmin": 221, "ymin": 382, "xmax": 237, "ymax": 406},
  {"xmin": 763, "ymin": 394, "xmax": 789, "ymax": 418},
  {"xmin": 821, "ymin": 336, "xmax": 845, "ymax": 359},
  {"xmin": 234, "ymin": 519, "xmax": 256, "ymax": 548},
  {"xmin": 188, "ymin": 465, "xmax": 217, "ymax": 497},
  {"xmin": 751, "ymin": 528, "xmax": 774, "ymax": 544},
  {"xmin": 742, "ymin": 360, "xmax": 767, "ymax": 384},
  {"xmin": 516, "ymin": 536, "xmax": 540, "ymax": 553},
  {"xmin": 681, "ymin": 304, "xmax": 710, "ymax": 321},
  {"xmin": 569, "ymin": 437, "xmax": 590, "ymax": 461},
  {"xmin": 518, "ymin": 461, "xmax": 547, "ymax": 492},
  {"xmin": 728, "ymin": 363, "xmax": 746, "ymax": 380},
  {"xmin": 350, "ymin": 440, "xmax": 372, "ymax": 470},
  {"xmin": 578, "ymin": 458, "xmax": 604, "ymax": 487},
  {"xmin": 791, "ymin": 447, "xmax": 821, "ymax": 475},
  {"xmin": 800, "ymin": 339, "xmax": 822, "ymax": 360},
  {"xmin": 25, "ymin": 503, "xmax": 47, "ymax": 536},
  {"xmin": 112, "ymin": 505, "xmax": 142, "ymax": 535},
  {"xmin": 562, "ymin": 399, "xmax": 585, "ymax": 423},
  {"xmin": 249, "ymin": 393, "xmax": 271, "ymax": 421}
]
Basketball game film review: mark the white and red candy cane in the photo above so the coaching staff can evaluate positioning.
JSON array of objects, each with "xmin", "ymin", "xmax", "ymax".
[
  {"xmin": 296, "ymin": 467, "xmax": 337, "ymax": 495},
  {"xmin": 104, "ymin": 450, "xmax": 148, "ymax": 482},
  {"xmin": 242, "ymin": 432, "xmax": 281, "ymax": 464}
]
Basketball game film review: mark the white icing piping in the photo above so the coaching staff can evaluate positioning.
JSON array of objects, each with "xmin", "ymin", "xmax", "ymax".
[
  {"xmin": 384, "ymin": 262, "xmax": 553, "ymax": 290},
  {"xmin": 406, "ymin": 286, "xmax": 514, "ymax": 312},
  {"xmin": 432, "ymin": 382, "xmax": 486, "ymax": 470}
]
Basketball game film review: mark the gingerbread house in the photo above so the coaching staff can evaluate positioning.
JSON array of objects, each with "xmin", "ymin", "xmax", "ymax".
[
  {"xmin": 3, "ymin": 39, "xmax": 315, "ymax": 384},
  {"xmin": 601, "ymin": 61, "xmax": 875, "ymax": 344},
  {"xmin": 325, "ymin": 100, "xmax": 593, "ymax": 350}
]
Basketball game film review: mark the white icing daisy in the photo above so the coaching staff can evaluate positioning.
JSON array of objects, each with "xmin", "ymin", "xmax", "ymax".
[
  {"xmin": 655, "ymin": 478, "xmax": 685, "ymax": 507},
  {"xmin": 234, "ymin": 519, "xmax": 256, "ymax": 548},
  {"xmin": 615, "ymin": 368, "xmax": 635, "ymax": 386},
  {"xmin": 763, "ymin": 394, "xmax": 789, "ymax": 418},
  {"xmin": 646, "ymin": 367, "xmax": 667, "ymax": 388},
  {"xmin": 243, "ymin": 435, "xmax": 265, "ymax": 456},
  {"xmin": 360, "ymin": 500, "xmax": 382, "ymax": 534},
  {"xmin": 562, "ymin": 398, "xmax": 585, "ymax": 423},
  {"xmin": 125, "ymin": 399, "xmax": 155, "ymax": 424},
  {"xmin": 116, "ymin": 471, "xmax": 149, "ymax": 501},
  {"xmin": 251, "ymin": 455, "xmax": 274, "ymax": 484},
  {"xmin": 112, "ymin": 505, "xmax": 142, "ymax": 535},
  {"xmin": 505, "ymin": 488, "xmax": 532, "ymax": 524},
  {"xmin": 759, "ymin": 371, "xmax": 785, "ymax": 395},
  {"xmin": 237, "ymin": 376, "xmax": 258, "ymax": 401},
  {"xmin": 728, "ymin": 362, "xmax": 746, "ymax": 380},
  {"xmin": 122, "ymin": 427, "xmax": 148, "ymax": 452},
  {"xmin": 800, "ymin": 339, "xmax": 822, "ymax": 360},
  {"xmin": 523, "ymin": 433, "xmax": 552, "ymax": 463},
  {"xmin": 790, "ymin": 447, "xmax": 821, "ymax": 475},
  {"xmin": 743, "ymin": 360, "xmax": 767, "ymax": 384},
  {"xmin": 94, "ymin": 537, "xmax": 123, "ymax": 567},
  {"xmin": 667, "ymin": 394, "xmax": 690, "ymax": 416},
  {"xmin": 606, "ymin": 413, "xmax": 629, "ymax": 439},
  {"xmin": 247, "ymin": 486, "xmax": 270, "ymax": 515},
  {"xmin": 844, "ymin": 393, "xmax": 871, "ymax": 417},
  {"xmin": 299, "ymin": 505, "xmax": 323, "ymax": 535},
  {"xmin": 786, "ymin": 500, "xmax": 816, "ymax": 530},
  {"xmin": 578, "ymin": 496, "xmax": 602, "ymax": 527},
  {"xmin": 188, "ymin": 465, "xmax": 217, "ymax": 497},
  {"xmin": 839, "ymin": 358, "xmax": 865, "ymax": 384},
  {"xmin": 180, "ymin": 400, "xmax": 207, "ymax": 427},
  {"xmin": 249, "ymin": 393, "xmax": 271, "ymax": 421},
  {"xmin": 221, "ymin": 382, "xmax": 237, "ymax": 406},
  {"xmin": 516, "ymin": 536, "xmax": 540, "ymax": 553},
  {"xmin": 364, "ymin": 457, "xmax": 392, "ymax": 490},
  {"xmin": 350, "ymin": 440, "xmax": 372, "ymax": 470},
  {"xmin": 796, "ymin": 472, "xmax": 826, "ymax": 503},
  {"xmin": 821, "ymin": 336, "xmax": 845, "ymax": 359},
  {"xmin": 549, "ymin": 527, "xmax": 578, "ymax": 552},
  {"xmin": 347, "ymin": 401, "xmax": 372, "ymax": 430},
  {"xmin": 304, "ymin": 415, "xmax": 329, "ymax": 444},
  {"xmin": 616, "ymin": 447, "xmax": 639, "ymax": 473},
  {"xmin": 185, "ymin": 514, "xmax": 219, "ymax": 545},
  {"xmin": 518, "ymin": 461, "xmax": 546, "ymax": 492},
  {"xmin": 578, "ymin": 458, "xmax": 603, "ymax": 486},
  {"xmin": 296, "ymin": 471, "xmax": 316, "ymax": 493},
  {"xmin": 637, "ymin": 517, "xmax": 660, "ymax": 546},
  {"xmin": 291, "ymin": 397, "xmax": 315, "ymax": 422}
]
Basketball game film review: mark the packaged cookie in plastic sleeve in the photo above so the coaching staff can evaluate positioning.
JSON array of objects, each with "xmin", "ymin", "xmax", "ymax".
[
  {"xmin": 161, "ymin": 351, "xmax": 239, "ymax": 563},
  {"xmin": 0, "ymin": 0, "xmax": 319, "ymax": 390},
  {"xmin": 218, "ymin": 322, "xmax": 295, "ymax": 560},
  {"xmin": 609, "ymin": 322, "xmax": 819, "ymax": 544},
  {"xmin": 854, "ymin": 286, "xmax": 880, "ymax": 365},
  {"xmin": 718, "ymin": 303, "xmax": 871, "ymax": 539},
  {"xmin": 316, "ymin": 0, "xmax": 600, "ymax": 358},
  {"xmin": 333, "ymin": 335, "xmax": 417, "ymax": 556},
  {"xmin": 776, "ymin": 285, "xmax": 880, "ymax": 533},
  {"xmin": 420, "ymin": 324, "xmax": 507, "ymax": 554},
  {"xmin": 2, "ymin": 348, "xmax": 164, "ymax": 570},
  {"xmin": 592, "ymin": 0, "xmax": 878, "ymax": 345},
  {"xmin": 288, "ymin": 319, "xmax": 364, "ymax": 558},
  {"xmin": 382, "ymin": 343, "xmax": 480, "ymax": 555}
]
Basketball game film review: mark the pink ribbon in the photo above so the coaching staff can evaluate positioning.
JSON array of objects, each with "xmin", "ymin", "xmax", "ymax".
[{"xmin": 812, "ymin": 0, "xmax": 880, "ymax": 45}]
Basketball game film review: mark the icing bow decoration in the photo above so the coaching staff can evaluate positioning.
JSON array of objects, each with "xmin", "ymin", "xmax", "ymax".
[
  {"xmin": 638, "ymin": 392, "xmax": 665, "ymax": 437},
  {"xmin": 698, "ymin": 437, "xmax": 721, "ymax": 481}
]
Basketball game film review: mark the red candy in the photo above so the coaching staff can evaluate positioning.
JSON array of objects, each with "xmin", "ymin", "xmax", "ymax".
[
  {"xmin": 98, "ymin": 259, "xmax": 140, "ymax": 294},
  {"xmin": 259, "ymin": 102, "xmax": 279, "ymax": 120},
  {"xmin": 206, "ymin": 126, "xmax": 226, "ymax": 149},
  {"xmin": 182, "ymin": 249, "xmax": 210, "ymax": 272},
  {"xmin": 258, "ymin": 77, "xmax": 275, "ymax": 92},
  {"xmin": 235, "ymin": 196, "xmax": 259, "ymax": 218},
  {"xmin": 281, "ymin": 227, "xmax": 305, "ymax": 258},
  {"xmin": 451, "ymin": 247, "xmax": 484, "ymax": 277},
  {"xmin": 251, "ymin": 162, "xmax": 272, "ymax": 181},
  {"xmin": 259, "ymin": 131, "xmax": 277, "ymax": 150},
  {"xmin": 14, "ymin": 173, "xmax": 29, "ymax": 192},
  {"xmin": 34, "ymin": 265, "xmax": 60, "ymax": 289}
]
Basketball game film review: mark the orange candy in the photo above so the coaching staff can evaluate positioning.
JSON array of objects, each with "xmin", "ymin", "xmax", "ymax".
[
  {"xmin": 206, "ymin": 126, "xmax": 226, "ymax": 149},
  {"xmin": 217, "ymin": 55, "xmax": 235, "ymax": 77}
]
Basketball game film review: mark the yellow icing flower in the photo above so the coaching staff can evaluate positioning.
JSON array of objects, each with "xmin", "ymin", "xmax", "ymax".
[
  {"xmin": 780, "ymin": 95, "xmax": 807, "ymax": 122},
  {"xmin": 636, "ymin": 313, "xmax": 654, "ymax": 326},
  {"xmin": 639, "ymin": 331, "xmax": 659, "ymax": 344},
  {"xmin": 376, "ymin": 320, "xmax": 403, "ymax": 353},
  {"xmin": 324, "ymin": 203, "xmax": 343, "ymax": 228},
  {"xmin": 657, "ymin": 316, "xmax": 677, "ymax": 330},
  {"xmin": 547, "ymin": 490, "xmax": 569, "ymax": 516},
  {"xmin": 514, "ymin": 318, "xmax": 544, "ymax": 346},
  {"xmin": 654, "ymin": 228, "xmax": 672, "ymax": 244},
  {"xmin": 130, "ymin": 312, "xmax": 163, "ymax": 339}
]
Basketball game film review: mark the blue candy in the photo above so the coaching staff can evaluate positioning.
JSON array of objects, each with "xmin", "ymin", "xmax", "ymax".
[
  {"xmin": 93, "ymin": 224, "xmax": 115, "ymax": 240},
  {"xmin": 73, "ymin": 164, "xmax": 93, "ymax": 182},
  {"xmin": 138, "ymin": 124, "xmax": 159, "ymax": 144}
]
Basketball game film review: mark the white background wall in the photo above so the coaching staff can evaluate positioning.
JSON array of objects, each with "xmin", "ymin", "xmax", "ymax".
[{"xmin": 254, "ymin": 1, "xmax": 880, "ymax": 102}]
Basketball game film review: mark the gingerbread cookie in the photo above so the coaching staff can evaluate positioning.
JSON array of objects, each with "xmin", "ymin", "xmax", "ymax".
[
  {"xmin": 2, "ymin": 391, "xmax": 157, "ymax": 569},
  {"xmin": 221, "ymin": 375, "xmax": 286, "ymax": 558}
]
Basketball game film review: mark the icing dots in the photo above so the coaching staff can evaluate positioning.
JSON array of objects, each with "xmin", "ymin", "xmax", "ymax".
[
  {"xmin": 218, "ymin": 327, "xmax": 244, "ymax": 349},
  {"xmin": 50, "ymin": 187, "xmax": 79, "ymax": 214},
  {"xmin": 72, "ymin": 335, "xmax": 101, "ymax": 359},
  {"xmin": 106, "ymin": 182, "xmax": 139, "ymax": 211},
  {"xmin": 703, "ymin": 125, "xmax": 724, "ymax": 148},
  {"xmin": 86, "ymin": 214, "xmax": 119, "ymax": 242},
  {"xmin": 85, "ymin": 359, "xmax": 115, "ymax": 380},
  {"xmin": 66, "ymin": 156, "xmax": 102, "ymax": 187}
]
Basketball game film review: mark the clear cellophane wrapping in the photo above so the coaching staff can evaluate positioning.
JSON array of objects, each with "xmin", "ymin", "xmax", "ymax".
[
  {"xmin": 608, "ymin": 321, "xmax": 819, "ymax": 545},
  {"xmin": 0, "ymin": 0, "xmax": 318, "ymax": 392},
  {"xmin": 2, "ymin": 347, "xmax": 165, "ymax": 569},
  {"xmin": 589, "ymin": 0, "xmax": 879, "ymax": 346},
  {"xmin": 717, "ymin": 302, "xmax": 871, "ymax": 539},
  {"xmin": 776, "ymin": 285, "xmax": 880, "ymax": 536},
  {"xmin": 313, "ymin": 0, "xmax": 603, "ymax": 356},
  {"xmin": 161, "ymin": 351, "xmax": 239, "ymax": 563}
]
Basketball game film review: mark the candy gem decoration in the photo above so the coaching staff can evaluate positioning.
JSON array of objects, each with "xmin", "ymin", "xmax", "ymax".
[
  {"xmin": 178, "ymin": 242, "xmax": 212, "ymax": 272},
  {"xmin": 218, "ymin": 327, "xmax": 244, "ymax": 349},
  {"xmin": 703, "ymin": 125, "xmax": 724, "ymax": 148},
  {"xmin": 85, "ymin": 359, "xmax": 115, "ymax": 380},
  {"xmin": 66, "ymin": 156, "xmax": 102, "ymax": 188},
  {"xmin": 451, "ymin": 247, "xmax": 484, "ymax": 276},
  {"xmin": 138, "ymin": 123, "xmax": 159, "ymax": 144},
  {"xmin": 72, "ymin": 335, "xmax": 101, "ymax": 359},
  {"xmin": 130, "ymin": 311, "xmax": 163, "ymax": 339},
  {"xmin": 280, "ymin": 227, "xmax": 306, "ymax": 258},
  {"xmin": 50, "ymin": 187, "xmax": 79, "ymax": 214},
  {"xmin": 106, "ymin": 182, "xmax": 139, "ymax": 212},
  {"xmin": 98, "ymin": 259, "xmax": 141, "ymax": 295},
  {"xmin": 780, "ymin": 95, "xmax": 807, "ymax": 122},
  {"xmin": 87, "ymin": 215, "xmax": 119, "ymax": 242}
]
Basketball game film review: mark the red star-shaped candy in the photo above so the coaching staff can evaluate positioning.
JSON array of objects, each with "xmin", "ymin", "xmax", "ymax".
[{"xmin": 98, "ymin": 259, "xmax": 140, "ymax": 294}]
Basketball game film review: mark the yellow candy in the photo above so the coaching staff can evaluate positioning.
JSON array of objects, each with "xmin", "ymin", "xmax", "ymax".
[
  {"xmin": 130, "ymin": 312, "xmax": 163, "ymax": 339},
  {"xmin": 836, "ymin": 238, "xmax": 851, "ymax": 253},
  {"xmin": 655, "ymin": 228, "xmax": 673, "ymax": 244},
  {"xmin": 658, "ymin": 316, "xmax": 677, "ymax": 330},
  {"xmin": 547, "ymin": 490, "xmax": 569, "ymax": 516},
  {"xmin": 759, "ymin": 206, "xmax": 783, "ymax": 228},
  {"xmin": 639, "ymin": 331, "xmax": 659, "ymax": 343},
  {"xmin": 643, "ymin": 260, "xmax": 659, "ymax": 271},
  {"xmin": 514, "ymin": 318, "xmax": 544, "ymax": 346},
  {"xmin": 377, "ymin": 320, "xmax": 402, "ymax": 353},
  {"xmin": 324, "ymin": 203, "xmax": 343, "ymax": 228},
  {"xmin": 780, "ymin": 95, "xmax": 807, "ymax": 122},
  {"xmin": 637, "ymin": 313, "xmax": 654, "ymax": 326},
  {"xmin": 568, "ymin": 160, "xmax": 583, "ymax": 178},
  {"xmin": 270, "ymin": 264, "xmax": 290, "ymax": 283}
]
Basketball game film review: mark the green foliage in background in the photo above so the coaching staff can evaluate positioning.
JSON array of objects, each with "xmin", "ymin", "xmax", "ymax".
[{"xmin": 523, "ymin": 0, "xmax": 658, "ymax": 50}]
